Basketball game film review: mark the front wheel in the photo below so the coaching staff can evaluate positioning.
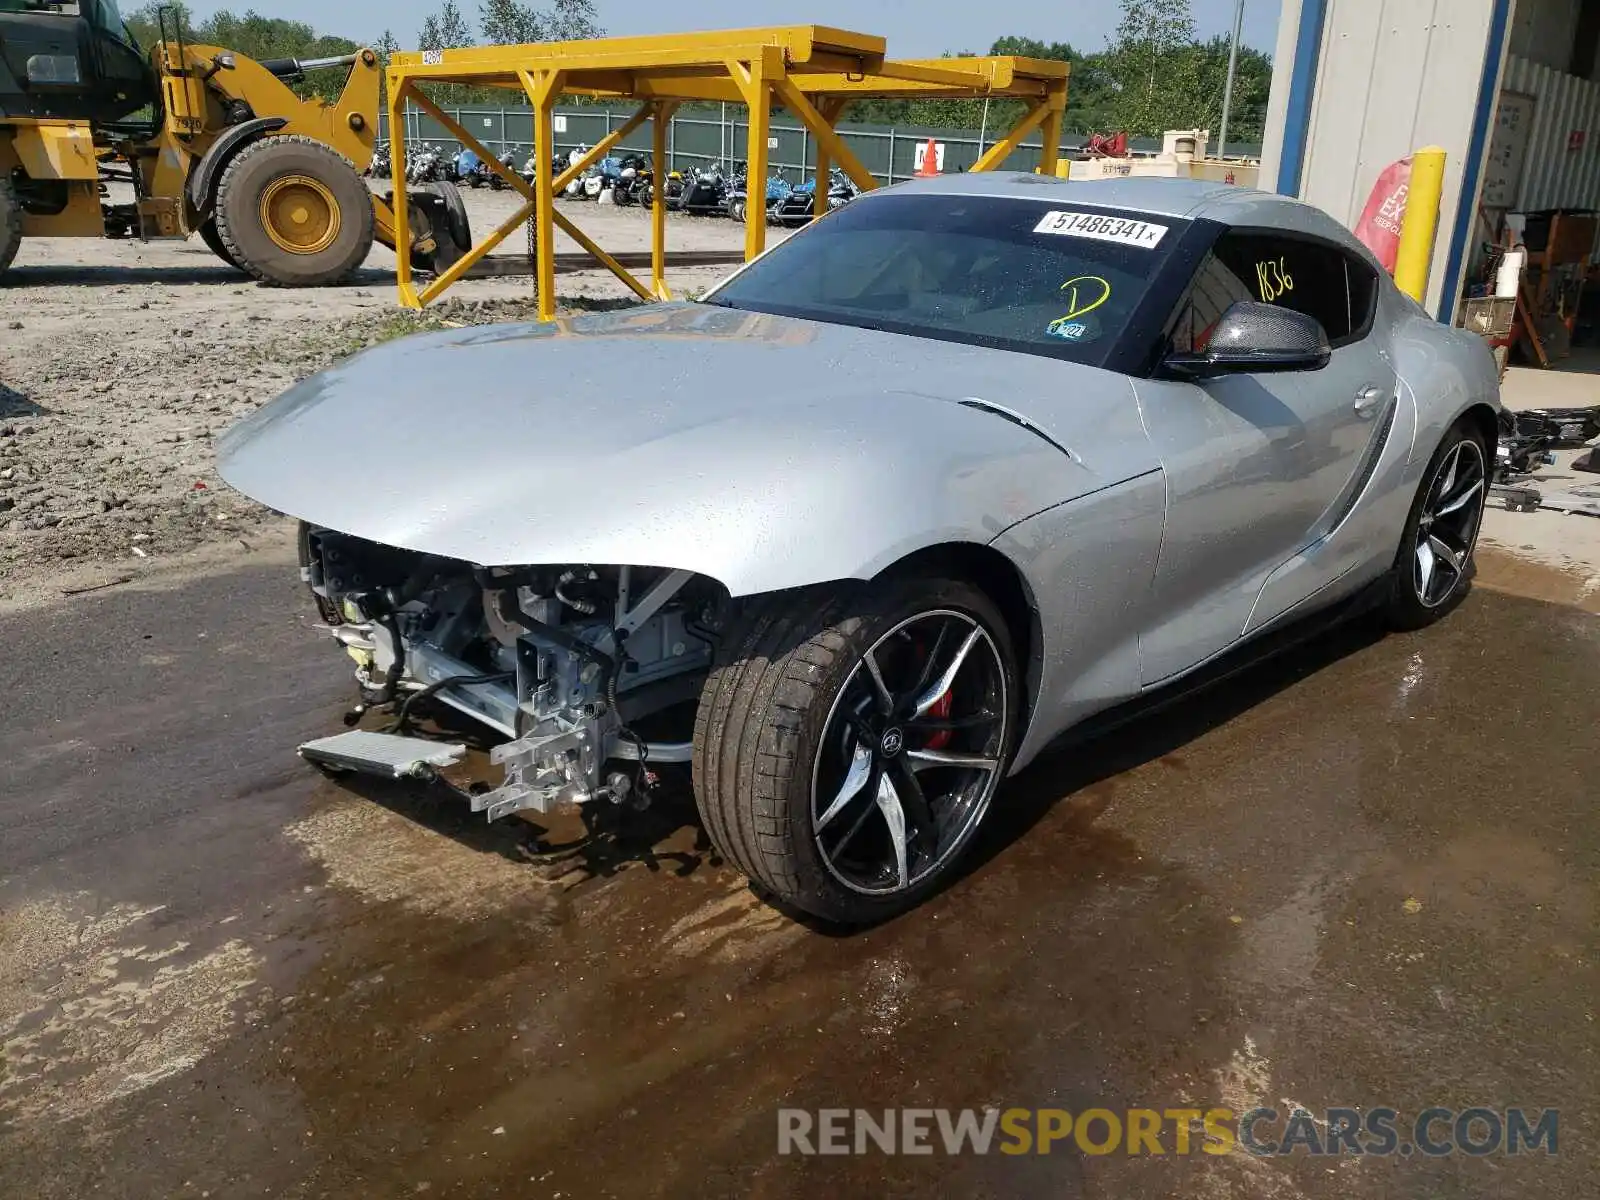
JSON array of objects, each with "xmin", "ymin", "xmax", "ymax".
[
  {"xmin": 693, "ymin": 578, "xmax": 1018, "ymax": 923},
  {"xmin": 214, "ymin": 135, "xmax": 375, "ymax": 286},
  {"xmin": 1381, "ymin": 418, "xmax": 1491, "ymax": 630},
  {"xmin": 196, "ymin": 219, "xmax": 243, "ymax": 271}
]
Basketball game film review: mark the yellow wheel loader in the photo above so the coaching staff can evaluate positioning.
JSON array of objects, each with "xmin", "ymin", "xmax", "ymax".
[{"xmin": 0, "ymin": 0, "xmax": 470, "ymax": 284}]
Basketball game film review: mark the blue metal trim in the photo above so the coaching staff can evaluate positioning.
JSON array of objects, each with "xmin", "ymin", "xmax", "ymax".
[
  {"xmin": 1437, "ymin": 0, "xmax": 1515, "ymax": 321},
  {"xmin": 1276, "ymin": 0, "xmax": 1330, "ymax": 195}
]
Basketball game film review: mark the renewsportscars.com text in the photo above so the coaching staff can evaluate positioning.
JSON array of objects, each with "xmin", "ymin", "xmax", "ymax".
[{"xmin": 777, "ymin": 1106, "xmax": 1559, "ymax": 1157}]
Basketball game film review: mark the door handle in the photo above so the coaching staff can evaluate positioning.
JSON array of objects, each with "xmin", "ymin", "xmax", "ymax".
[{"xmin": 1353, "ymin": 386, "xmax": 1386, "ymax": 417}]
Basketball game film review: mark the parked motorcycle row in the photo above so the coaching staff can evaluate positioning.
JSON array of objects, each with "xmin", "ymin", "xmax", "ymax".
[{"xmin": 365, "ymin": 142, "xmax": 859, "ymax": 226}]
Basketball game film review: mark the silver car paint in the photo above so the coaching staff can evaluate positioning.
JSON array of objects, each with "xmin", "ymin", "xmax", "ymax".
[
  {"xmin": 217, "ymin": 303, "xmax": 1156, "ymax": 596},
  {"xmin": 218, "ymin": 174, "xmax": 1500, "ymax": 774}
]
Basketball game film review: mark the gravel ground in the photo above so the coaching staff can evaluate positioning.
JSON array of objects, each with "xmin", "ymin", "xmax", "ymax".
[{"xmin": 0, "ymin": 191, "xmax": 759, "ymax": 604}]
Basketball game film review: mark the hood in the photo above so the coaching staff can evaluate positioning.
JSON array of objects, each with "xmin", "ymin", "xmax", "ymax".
[{"xmin": 218, "ymin": 304, "xmax": 1158, "ymax": 594}]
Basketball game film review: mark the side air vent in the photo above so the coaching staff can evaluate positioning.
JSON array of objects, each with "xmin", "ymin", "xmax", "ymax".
[
  {"xmin": 1325, "ymin": 400, "xmax": 1398, "ymax": 535},
  {"xmin": 958, "ymin": 398, "xmax": 1080, "ymax": 461}
]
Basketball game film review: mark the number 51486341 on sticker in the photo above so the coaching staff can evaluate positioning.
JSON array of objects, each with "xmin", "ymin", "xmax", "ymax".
[{"xmin": 1033, "ymin": 210, "xmax": 1169, "ymax": 249}]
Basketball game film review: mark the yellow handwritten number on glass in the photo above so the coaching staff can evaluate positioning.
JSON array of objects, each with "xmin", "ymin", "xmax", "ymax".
[{"xmin": 1053, "ymin": 275, "xmax": 1112, "ymax": 326}]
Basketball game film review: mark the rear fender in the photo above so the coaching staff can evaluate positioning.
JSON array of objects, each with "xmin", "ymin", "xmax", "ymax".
[{"xmin": 185, "ymin": 116, "xmax": 286, "ymax": 220}]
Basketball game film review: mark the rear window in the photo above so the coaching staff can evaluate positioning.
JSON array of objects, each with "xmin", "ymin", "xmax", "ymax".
[{"xmin": 703, "ymin": 192, "xmax": 1189, "ymax": 365}]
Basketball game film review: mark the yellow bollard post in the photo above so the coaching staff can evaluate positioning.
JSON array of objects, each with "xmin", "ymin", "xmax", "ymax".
[{"xmin": 1393, "ymin": 146, "xmax": 1447, "ymax": 303}]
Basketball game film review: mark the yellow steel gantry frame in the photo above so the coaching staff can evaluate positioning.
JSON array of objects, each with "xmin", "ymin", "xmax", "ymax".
[{"xmin": 385, "ymin": 26, "xmax": 1069, "ymax": 317}]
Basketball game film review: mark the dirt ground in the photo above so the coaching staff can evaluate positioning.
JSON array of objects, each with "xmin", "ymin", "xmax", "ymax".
[{"xmin": 0, "ymin": 191, "xmax": 764, "ymax": 605}]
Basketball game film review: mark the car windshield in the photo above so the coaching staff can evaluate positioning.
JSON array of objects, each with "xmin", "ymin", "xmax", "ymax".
[{"xmin": 704, "ymin": 191, "xmax": 1188, "ymax": 364}]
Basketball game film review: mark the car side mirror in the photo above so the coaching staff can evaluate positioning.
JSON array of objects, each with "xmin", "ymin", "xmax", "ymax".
[{"xmin": 1165, "ymin": 300, "xmax": 1332, "ymax": 377}]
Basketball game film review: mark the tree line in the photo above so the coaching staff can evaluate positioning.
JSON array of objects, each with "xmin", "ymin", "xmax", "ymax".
[{"xmin": 120, "ymin": 0, "xmax": 1270, "ymax": 143}]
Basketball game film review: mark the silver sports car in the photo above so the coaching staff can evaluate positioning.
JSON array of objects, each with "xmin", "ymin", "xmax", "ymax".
[{"xmin": 219, "ymin": 173, "xmax": 1500, "ymax": 922}]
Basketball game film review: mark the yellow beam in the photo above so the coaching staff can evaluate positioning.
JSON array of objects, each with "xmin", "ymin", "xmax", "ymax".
[
  {"xmin": 522, "ymin": 67, "xmax": 565, "ymax": 321},
  {"xmin": 1395, "ymin": 146, "xmax": 1448, "ymax": 302},
  {"xmin": 391, "ymin": 26, "xmax": 886, "ymax": 71},
  {"xmin": 388, "ymin": 79, "xmax": 418, "ymax": 308},
  {"xmin": 408, "ymin": 86, "xmax": 532, "ymax": 199},
  {"xmin": 1036, "ymin": 84, "xmax": 1067, "ymax": 178},
  {"xmin": 728, "ymin": 52, "xmax": 779, "ymax": 261},
  {"xmin": 651, "ymin": 101, "xmax": 677, "ymax": 299},
  {"xmin": 972, "ymin": 99, "xmax": 1050, "ymax": 172},
  {"xmin": 811, "ymin": 97, "xmax": 848, "ymax": 224},
  {"xmin": 772, "ymin": 78, "xmax": 878, "ymax": 195},
  {"xmin": 549, "ymin": 209, "xmax": 656, "ymax": 301},
  {"xmin": 418, "ymin": 196, "xmax": 537, "ymax": 307},
  {"xmin": 550, "ymin": 105, "xmax": 653, "ymax": 195},
  {"xmin": 406, "ymin": 85, "xmax": 539, "ymax": 307}
]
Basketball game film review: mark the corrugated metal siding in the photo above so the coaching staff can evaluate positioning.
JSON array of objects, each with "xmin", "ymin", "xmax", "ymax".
[
  {"xmin": 1502, "ymin": 54, "xmax": 1600, "ymax": 209},
  {"xmin": 1297, "ymin": 0, "xmax": 1497, "ymax": 313}
]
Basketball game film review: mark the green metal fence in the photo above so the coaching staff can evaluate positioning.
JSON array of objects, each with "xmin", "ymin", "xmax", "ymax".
[{"xmin": 377, "ymin": 105, "xmax": 1244, "ymax": 182}]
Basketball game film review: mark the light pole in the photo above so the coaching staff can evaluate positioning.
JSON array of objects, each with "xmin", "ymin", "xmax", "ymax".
[{"xmin": 1217, "ymin": 0, "xmax": 1245, "ymax": 159}]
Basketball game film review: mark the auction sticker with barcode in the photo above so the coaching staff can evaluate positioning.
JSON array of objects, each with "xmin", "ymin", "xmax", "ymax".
[{"xmin": 1033, "ymin": 210, "xmax": 1169, "ymax": 249}]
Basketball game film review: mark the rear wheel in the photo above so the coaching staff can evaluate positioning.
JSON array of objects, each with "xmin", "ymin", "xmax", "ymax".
[
  {"xmin": 693, "ymin": 578, "xmax": 1017, "ymax": 923},
  {"xmin": 0, "ymin": 176, "xmax": 22, "ymax": 277},
  {"xmin": 1381, "ymin": 418, "xmax": 1491, "ymax": 630},
  {"xmin": 214, "ymin": 135, "xmax": 375, "ymax": 286}
]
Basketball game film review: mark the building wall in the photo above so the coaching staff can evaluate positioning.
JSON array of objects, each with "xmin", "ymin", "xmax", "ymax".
[
  {"xmin": 1501, "ymin": 54, "xmax": 1600, "ymax": 208},
  {"xmin": 1261, "ymin": 0, "xmax": 1513, "ymax": 317},
  {"xmin": 1508, "ymin": 0, "xmax": 1581, "ymax": 71}
]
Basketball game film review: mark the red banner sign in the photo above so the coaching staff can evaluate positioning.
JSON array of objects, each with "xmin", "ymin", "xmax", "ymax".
[{"xmin": 1354, "ymin": 157, "xmax": 1413, "ymax": 275}]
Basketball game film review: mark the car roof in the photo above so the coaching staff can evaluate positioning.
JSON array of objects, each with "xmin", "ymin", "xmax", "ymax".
[{"xmin": 872, "ymin": 171, "xmax": 1372, "ymax": 257}]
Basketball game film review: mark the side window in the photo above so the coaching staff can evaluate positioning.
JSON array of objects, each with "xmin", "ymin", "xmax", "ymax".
[
  {"xmin": 1167, "ymin": 252, "xmax": 1256, "ymax": 354},
  {"xmin": 1210, "ymin": 232, "xmax": 1359, "ymax": 344}
]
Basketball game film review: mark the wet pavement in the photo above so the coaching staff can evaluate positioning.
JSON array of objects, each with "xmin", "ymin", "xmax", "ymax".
[{"xmin": 1, "ymin": 552, "xmax": 1595, "ymax": 1198}]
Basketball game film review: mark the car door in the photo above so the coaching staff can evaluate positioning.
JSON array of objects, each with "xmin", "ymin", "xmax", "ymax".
[{"xmin": 1134, "ymin": 230, "xmax": 1397, "ymax": 686}]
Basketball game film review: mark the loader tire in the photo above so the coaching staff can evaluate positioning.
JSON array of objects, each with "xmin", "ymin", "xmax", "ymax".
[
  {"xmin": 197, "ymin": 220, "xmax": 242, "ymax": 271},
  {"xmin": 214, "ymin": 135, "xmax": 375, "ymax": 287},
  {"xmin": 0, "ymin": 176, "xmax": 21, "ymax": 277}
]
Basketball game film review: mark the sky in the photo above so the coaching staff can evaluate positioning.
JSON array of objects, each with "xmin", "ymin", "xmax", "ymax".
[{"xmin": 174, "ymin": 0, "xmax": 1285, "ymax": 59}]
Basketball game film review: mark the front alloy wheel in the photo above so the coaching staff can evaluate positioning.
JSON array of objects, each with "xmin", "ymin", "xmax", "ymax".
[
  {"xmin": 693, "ymin": 578, "xmax": 1018, "ymax": 923},
  {"xmin": 812, "ymin": 610, "xmax": 1008, "ymax": 896}
]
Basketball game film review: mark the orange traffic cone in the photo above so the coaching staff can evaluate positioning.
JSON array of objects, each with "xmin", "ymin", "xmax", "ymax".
[{"xmin": 916, "ymin": 138, "xmax": 940, "ymax": 178}]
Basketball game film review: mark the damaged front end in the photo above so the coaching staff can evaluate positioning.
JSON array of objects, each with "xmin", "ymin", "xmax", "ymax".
[{"xmin": 294, "ymin": 525, "xmax": 723, "ymax": 819}]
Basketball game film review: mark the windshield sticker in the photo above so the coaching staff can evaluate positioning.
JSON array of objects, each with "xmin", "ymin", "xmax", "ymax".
[
  {"xmin": 1034, "ymin": 210, "xmax": 1168, "ymax": 249},
  {"xmin": 1047, "ymin": 314, "xmax": 1103, "ymax": 343},
  {"xmin": 1255, "ymin": 257, "xmax": 1295, "ymax": 303}
]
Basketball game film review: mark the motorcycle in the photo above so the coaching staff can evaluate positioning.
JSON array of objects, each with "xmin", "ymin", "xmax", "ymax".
[
  {"xmin": 723, "ymin": 168, "xmax": 792, "ymax": 223},
  {"xmin": 583, "ymin": 155, "xmax": 626, "ymax": 201},
  {"xmin": 366, "ymin": 142, "xmax": 391, "ymax": 180},
  {"xmin": 406, "ymin": 145, "xmax": 442, "ymax": 185},
  {"xmin": 562, "ymin": 146, "xmax": 591, "ymax": 199},
  {"xmin": 612, "ymin": 154, "xmax": 652, "ymax": 205},
  {"xmin": 772, "ymin": 167, "xmax": 857, "ymax": 227},
  {"xmin": 488, "ymin": 151, "xmax": 519, "ymax": 191},
  {"xmin": 680, "ymin": 162, "xmax": 731, "ymax": 216},
  {"xmin": 455, "ymin": 147, "xmax": 486, "ymax": 188}
]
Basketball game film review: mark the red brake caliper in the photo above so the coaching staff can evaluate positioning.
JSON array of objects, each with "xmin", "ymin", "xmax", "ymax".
[{"xmin": 926, "ymin": 689, "xmax": 954, "ymax": 750}]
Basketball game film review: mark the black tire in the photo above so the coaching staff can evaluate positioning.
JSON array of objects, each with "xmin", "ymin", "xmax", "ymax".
[
  {"xmin": 693, "ymin": 577, "xmax": 1018, "ymax": 923},
  {"xmin": 1381, "ymin": 417, "xmax": 1492, "ymax": 630},
  {"xmin": 0, "ymin": 175, "xmax": 21, "ymax": 276},
  {"xmin": 196, "ymin": 219, "xmax": 243, "ymax": 271},
  {"xmin": 426, "ymin": 180, "xmax": 472, "ymax": 252},
  {"xmin": 729, "ymin": 198, "xmax": 747, "ymax": 223},
  {"xmin": 214, "ymin": 135, "xmax": 375, "ymax": 287}
]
